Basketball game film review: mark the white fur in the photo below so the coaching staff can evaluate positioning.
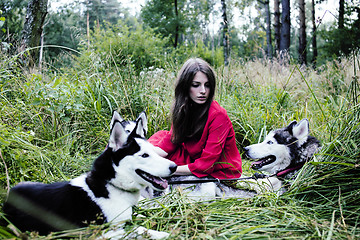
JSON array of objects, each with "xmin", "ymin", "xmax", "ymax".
[
  {"xmin": 245, "ymin": 131, "xmax": 292, "ymax": 174},
  {"xmin": 70, "ymin": 175, "xmax": 136, "ymax": 223},
  {"xmin": 292, "ymin": 119, "xmax": 309, "ymax": 146}
]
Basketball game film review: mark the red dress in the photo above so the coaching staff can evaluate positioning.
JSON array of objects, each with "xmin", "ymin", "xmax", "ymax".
[{"xmin": 148, "ymin": 101, "xmax": 242, "ymax": 179}]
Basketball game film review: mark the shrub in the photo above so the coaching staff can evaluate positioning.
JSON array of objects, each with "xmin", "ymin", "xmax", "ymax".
[{"xmin": 76, "ymin": 21, "xmax": 170, "ymax": 73}]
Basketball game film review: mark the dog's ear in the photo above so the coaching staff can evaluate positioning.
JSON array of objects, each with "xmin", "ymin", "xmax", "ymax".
[
  {"xmin": 292, "ymin": 119, "xmax": 309, "ymax": 145},
  {"xmin": 286, "ymin": 120, "xmax": 297, "ymax": 131},
  {"xmin": 110, "ymin": 111, "xmax": 124, "ymax": 130},
  {"xmin": 134, "ymin": 112, "xmax": 147, "ymax": 138},
  {"xmin": 109, "ymin": 121, "xmax": 128, "ymax": 151}
]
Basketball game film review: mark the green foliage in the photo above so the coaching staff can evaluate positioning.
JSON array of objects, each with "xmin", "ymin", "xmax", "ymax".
[
  {"xmin": 319, "ymin": 24, "xmax": 360, "ymax": 61},
  {"xmin": 170, "ymin": 40, "xmax": 224, "ymax": 68},
  {"xmin": 84, "ymin": 0, "xmax": 125, "ymax": 31},
  {"xmin": 43, "ymin": 7, "xmax": 83, "ymax": 61},
  {"xmin": 141, "ymin": 0, "xmax": 215, "ymax": 48},
  {"xmin": 317, "ymin": 2, "xmax": 360, "ymax": 61},
  {"xmin": 77, "ymin": 21, "xmax": 170, "ymax": 73},
  {"xmin": 0, "ymin": 0, "xmax": 28, "ymax": 46},
  {"xmin": 141, "ymin": 0, "xmax": 183, "ymax": 47},
  {"xmin": 1, "ymin": 47, "xmax": 360, "ymax": 239},
  {"xmin": 0, "ymin": 10, "xmax": 5, "ymax": 33}
]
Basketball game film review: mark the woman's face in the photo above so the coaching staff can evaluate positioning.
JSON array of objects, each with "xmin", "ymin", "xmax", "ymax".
[{"xmin": 189, "ymin": 71, "xmax": 210, "ymax": 104}]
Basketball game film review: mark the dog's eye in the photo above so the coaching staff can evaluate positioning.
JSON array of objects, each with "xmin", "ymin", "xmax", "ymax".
[
  {"xmin": 141, "ymin": 153, "xmax": 149, "ymax": 158},
  {"xmin": 267, "ymin": 140, "xmax": 273, "ymax": 145}
]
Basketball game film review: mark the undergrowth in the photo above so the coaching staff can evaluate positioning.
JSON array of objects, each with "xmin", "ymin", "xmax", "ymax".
[{"xmin": 0, "ymin": 50, "xmax": 359, "ymax": 239}]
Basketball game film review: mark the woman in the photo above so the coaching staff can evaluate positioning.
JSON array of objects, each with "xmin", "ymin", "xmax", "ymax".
[{"xmin": 149, "ymin": 58, "xmax": 242, "ymax": 179}]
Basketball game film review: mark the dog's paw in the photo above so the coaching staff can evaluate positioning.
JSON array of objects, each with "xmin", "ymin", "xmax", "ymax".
[
  {"xmin": 236, "ymin": 177, "xmax": 283, "ymax": 194},
  {"xmin": 102, "ymin": 228, "xmax": 126, "ymax": 239},
  {"xmin": 235, "ymin": 179, "xmax": 260, "ymax": 192},
  {"xmin": 102, "ymin": 226, "xmax": 169, "ymax": 239},
  {"xmin": 135, "ymin": 226, "xmax": 169, "ymax": 239}
]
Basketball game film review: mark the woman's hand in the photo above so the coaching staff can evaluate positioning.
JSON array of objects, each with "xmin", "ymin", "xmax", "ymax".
[
  {"xmin": 153, "ymin": 146, "xmax": 168, "ymax": 157},
  {"xmin": 175, "ymin": 165, "xmax": 192, "ymax": 175}
]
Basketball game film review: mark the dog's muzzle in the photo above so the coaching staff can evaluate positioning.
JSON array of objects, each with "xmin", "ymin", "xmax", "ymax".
[{"xmin": 250, "ymin": 155, "xmax": 276, "ymax": 170}]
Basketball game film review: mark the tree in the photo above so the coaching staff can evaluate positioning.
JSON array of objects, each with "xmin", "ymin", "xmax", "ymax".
[
  {"xmin": 21, "ymin": 0, "xmax": 48, "ymax": 67},
  {"xmin": 174, "ymin": 0, "xmax": 179, "ymax": 48},
  {"xmin": 84, "ymin": 0, "xmax": 123, "ymax": 31},
  {"xmin": 43, "ymin": 6, "xmax": 84, "ymax": 60},
  {"xmin": 141, "ymin": 0, "xmax": 215, "ymax": 49},
  {"xmin": 311, "ymin": 0, "xmax": 318, "ymax": 67},
  {"xmin": 141, "ymin": 0, "xmax": 183, "ymax": 48},
  {"xmin": 279, "ymin": 0, "xmax": 290, "ymax": 55},
  {"xmin": 0, "ymin": 0, "xmax": 29, "ymax": 47},
  {"xmin": 273, "ymin": 0, "xmax": 280, "ymax": 54},
  {"xmin": 221, "ymin": 0, "xmax": 229, "ymax": 65},
  {"xmin": 317, "ymin": 0, "xmax": 359, "ymax": 61},
  {"xmin": 298, "ymin": 0, "xmax": 306, "ymax": 65},
  {"xmin": 263, "ymin": 0, "xmax": 272, "ymax": 58},
  {"xmin": 338, "ymin": 0, "xmax": 344, "ymax": 29}
]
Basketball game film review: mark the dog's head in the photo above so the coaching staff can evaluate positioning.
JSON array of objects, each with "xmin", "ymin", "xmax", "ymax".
[
  {"xmin": 91, "ymin": 111, "xmax": 177, "ymax": 193},
  {"xmin": 244, "ymin": 119, "xmax": 319, "ymax": 175}
]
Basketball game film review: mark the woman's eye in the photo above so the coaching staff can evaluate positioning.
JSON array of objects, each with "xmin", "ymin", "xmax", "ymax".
[
  {"xmin": 141, "ymin": 153, "xmax": 149, "ymax": 158},
  {"xmin": 191, "ymin": 83, "xmax": 199, "ymax": 88}
]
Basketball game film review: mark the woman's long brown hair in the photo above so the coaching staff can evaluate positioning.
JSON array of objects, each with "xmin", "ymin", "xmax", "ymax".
[{"xmin": 171, "ymin": 58, "xmax": 216, "ymax": 144}]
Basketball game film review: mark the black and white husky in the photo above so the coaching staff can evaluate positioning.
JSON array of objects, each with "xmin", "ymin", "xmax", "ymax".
[
  {"xmin": 243, "ymin": 118, "xmax": 321, "ymax": 193},
  {"xmin": 142, "ymin": 119, "xmax": 320, "ymax": 200},
  {"xmin": 3, "ymin": 111, "xmax": 177, "ymax": 239}
]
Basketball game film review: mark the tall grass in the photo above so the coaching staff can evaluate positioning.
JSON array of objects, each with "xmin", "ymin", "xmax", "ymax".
[{"xmin": 0, "ymin": 50, "xmax": 359, "ymax": 239}]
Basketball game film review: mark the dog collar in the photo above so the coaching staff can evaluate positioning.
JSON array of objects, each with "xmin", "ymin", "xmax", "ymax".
[
  {"xmin": 276, "ymin": 162, "xmax": 305, "ymax": 177},
  {"xmin": 108, "ymin": 182, "xmax": 140, "ymax": 193}
]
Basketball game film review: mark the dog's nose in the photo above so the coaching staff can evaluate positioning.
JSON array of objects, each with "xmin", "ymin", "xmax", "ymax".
[{"xmin": 169, "ymin": 164, "xmax": 177, "ymax": 174}]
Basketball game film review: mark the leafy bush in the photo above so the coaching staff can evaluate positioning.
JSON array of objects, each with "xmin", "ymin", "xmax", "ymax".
[
  {"xmin": 76, "ymin": 21, "xmax": 170, "ymax": 73},
  {"xmin": 169, "ymin": 40, "xmax": 224, "ymax": 68}
]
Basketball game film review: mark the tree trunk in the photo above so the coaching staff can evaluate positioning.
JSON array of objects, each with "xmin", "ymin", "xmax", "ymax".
[
  {"xmin": 221, "ymin": 0, "xmax": 229, "ymax": 66},
  {"xmin": 274, "ymin": 0, "xmax": 280, "ymax": 54},
  {"xmin": 87, "ymin": 11, "xmax": 90, "ymax": 48},
  {"xmin": 174, "ymin": 0, "xmax": 179, "ymax": 48},
  {"xmin": 298, "ymin": 0, "xmax": 307, "ymax": 65},
  {"xmin": 265, "ymin": 0, "xmax": 273, "ymax": 59},
  {"xmin": 21, "ymin": 0, "xmax": 48, "ymax": 67},
  {"xmin": 39, "ymin": 28, "xmax": 44, "ymax": 69},
  {"xmin": 311, "ymin": 0, "xmax": 317, "ymax": 68},
  {"xmin": 338, "ymin": 0, "xmax": 344, "ymax": 29},
  {"xmin": 279, "ymin": 0, "xmax": 290, "ymax": 54}
]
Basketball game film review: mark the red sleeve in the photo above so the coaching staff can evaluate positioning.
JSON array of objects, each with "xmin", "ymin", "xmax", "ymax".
[
  {"xmin": 188, "ymin": 112, "xmax": 232, "ymax": 177},
  {"xmin": 148, "ymin": 128, "xmax": 177, "ymax": 154}
]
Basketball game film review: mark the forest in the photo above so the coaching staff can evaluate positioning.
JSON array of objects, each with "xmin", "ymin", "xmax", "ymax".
[{"xmin": 0, "ymin": 0, "xmax": 360, "ymax": 239}]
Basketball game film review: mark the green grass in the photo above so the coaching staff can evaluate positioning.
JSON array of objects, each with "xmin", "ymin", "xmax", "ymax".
[{"xmin": 0, "ymin": 50, "xmax": 359, "ymax": 239}]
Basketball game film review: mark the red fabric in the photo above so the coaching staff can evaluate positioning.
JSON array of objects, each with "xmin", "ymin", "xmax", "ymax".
[{"xmin": 148, "ymin": 101, "xmax": 242, "ymax": 179}]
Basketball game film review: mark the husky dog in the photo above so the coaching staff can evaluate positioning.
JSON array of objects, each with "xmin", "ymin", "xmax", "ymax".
[
  {"xmin": 243, "ymin": 118, "xmax": 320, "ymax": 193},
  {"xmin": 142, "ymin": 119, "xmax": 320, "ymax": 200},
  {"xmin": 3, "ymin": 111, "xmax": 177, "ymax": 239}
]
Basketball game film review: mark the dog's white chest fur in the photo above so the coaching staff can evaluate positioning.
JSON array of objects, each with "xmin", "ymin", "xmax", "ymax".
[{"xmin": 70, "ymin": 174, "xmax": 138, "ymax": 223}]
